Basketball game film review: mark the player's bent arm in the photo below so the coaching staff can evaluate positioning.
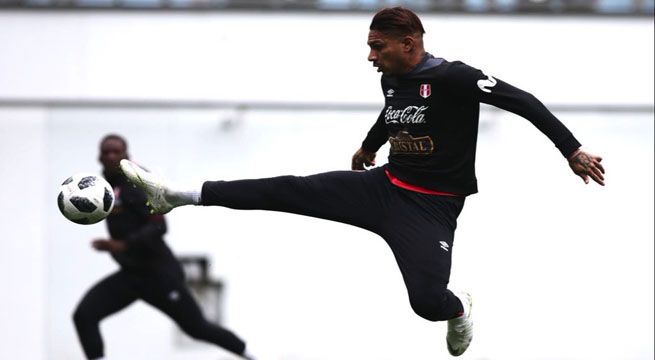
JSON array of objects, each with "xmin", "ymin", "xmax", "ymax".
[
  {"xmin": 352, "ymin": 148, "xmax": 377, "ymax": 170},
  {"xmin": 486, "ymin": 85, "xmax": 605, "ymax": 186},
  {"xmin": 354, "ymin": 109, "xmax": 388, "ymax": 170},
  {"xmin": 479, "ymin": 79, "xmax": 581, "ymax": 158},
  {"xmin": 478, "ymin": 80, "xmax": 605, "ymax": 186},
  {"xmin": 92, "ymin": 239, "xmax": 127, "ymax": 253},
  {"xmin": 465, "ymin": 70, "xmax": 605, "ymax": 186},
  {"xmin": 445, "ymin": 62, "xmax": 581, "ymax": 158}
]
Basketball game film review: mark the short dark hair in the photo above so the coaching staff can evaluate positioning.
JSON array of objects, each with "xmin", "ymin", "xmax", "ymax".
[
  {"xmin": 100, "ymin": 133, "xmax": 128, "ymax": 151},
  {"xmin": 370, "ymin": 7, "xmax": 425, "ymax": 38}
]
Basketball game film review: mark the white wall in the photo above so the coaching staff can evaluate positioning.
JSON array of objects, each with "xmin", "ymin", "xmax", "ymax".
[
  {"xmin": 0, "ymin": 11, "xmax": 653, "ymax": 105},
  {"xmin": 0, "ymin": 10, "xmax": 653, "ymax": 360},
  {"xmin": 0, "ymin": 108, "xmax": 47, "ymax": 360}
]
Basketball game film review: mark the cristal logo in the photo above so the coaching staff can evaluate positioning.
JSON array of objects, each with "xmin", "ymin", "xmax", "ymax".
[{"xmin": 384, "ymin": 105, "xmax": 429, "ymax": 124}]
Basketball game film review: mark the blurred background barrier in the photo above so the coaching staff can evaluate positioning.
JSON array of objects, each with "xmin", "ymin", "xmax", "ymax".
[{"xmin": 0, "ymin": 0, "xmax": 653, "ymax": 15}]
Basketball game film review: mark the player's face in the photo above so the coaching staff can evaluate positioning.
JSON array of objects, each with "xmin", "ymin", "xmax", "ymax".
[
  {"xmin": 99, "ymin": 138, "xmax": 127, "ymax": 176},
  {"xmin": 367, "ymin": 30, "xmax": 407, "ymax": 76}
]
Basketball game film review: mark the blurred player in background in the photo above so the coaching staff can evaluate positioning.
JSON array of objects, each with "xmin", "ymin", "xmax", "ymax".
[
  {"xmin": 72, "ymin": 134, "xmax": 255, "ymax": 360},
  {"xmin": 119, "ymin": 6, "xmax": 605, "ymax": 357}
]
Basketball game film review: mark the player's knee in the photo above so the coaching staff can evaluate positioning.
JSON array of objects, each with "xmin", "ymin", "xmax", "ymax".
[
  {"xmin": 72, "ymin": 306, "xmax": 96, "ymax": 327},
  {"xmin": 409, "ymin": 292, "xmax": 452, "ymax": 322}
]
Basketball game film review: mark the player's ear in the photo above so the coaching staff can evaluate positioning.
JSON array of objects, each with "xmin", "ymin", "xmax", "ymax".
[{"xmin": 402, "ymin": 36, "xmax": 415, "ymax": 52}]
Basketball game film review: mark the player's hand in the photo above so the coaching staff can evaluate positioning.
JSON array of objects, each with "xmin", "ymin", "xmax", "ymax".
[
  {"xmin": 567, "ymin": 149, "xmax": 605, "ymax": 186},
  {"xmin": 351, "ymin": 148, "xmax": 377, "ymax": 170},
  {"xmin": 92, "ymin": 239, "xmax": 127, "ymax": 253}
]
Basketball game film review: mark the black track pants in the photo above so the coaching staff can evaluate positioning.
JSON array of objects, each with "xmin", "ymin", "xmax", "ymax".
[
  {"xmin": 201, "ymin": 166, "xmax": 465, "ymax": 321},
  {"xmin": 72, "ymin": 269, "xmax": 246, "ymax": 359}
]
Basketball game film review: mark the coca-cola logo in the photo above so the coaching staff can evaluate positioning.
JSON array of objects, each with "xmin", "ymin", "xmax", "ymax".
[{"xmin": 384, "ymin": 105, "xmax": 429, "ymax": 124}]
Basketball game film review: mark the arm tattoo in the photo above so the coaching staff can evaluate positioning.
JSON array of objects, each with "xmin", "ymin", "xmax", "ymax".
[{"xmin": 572, "ymin": 153, "xmax": 593, "ymax": 170}]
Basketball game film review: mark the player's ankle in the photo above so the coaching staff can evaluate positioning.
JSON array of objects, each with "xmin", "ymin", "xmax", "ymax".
[
  {"xmin": 162, "ymin": 180, "xmax": 202, "ymax": 207},
  {"xmin": 169, "ymin": 189, "xmax": 201, "ymax": 206}
]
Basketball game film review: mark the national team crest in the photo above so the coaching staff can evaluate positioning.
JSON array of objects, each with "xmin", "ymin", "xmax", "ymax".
[{"xmin": 419, "ymin": 84, "xmax": 431, "ymax": 98}]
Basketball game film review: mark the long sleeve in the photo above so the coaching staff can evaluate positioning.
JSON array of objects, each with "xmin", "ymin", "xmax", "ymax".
[
  {"xmin": 361, "ymin": 108, "xmax": 390, "ymax": 152},
  {"xmin": 445, "ymin": 62, "xmax": 581, "ymax": 158}
]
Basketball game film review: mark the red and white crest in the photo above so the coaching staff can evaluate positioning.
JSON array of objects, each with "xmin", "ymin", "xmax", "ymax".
[{"xmin": 419, "ymin": 84, "xmax": 431, "ymax": 98}]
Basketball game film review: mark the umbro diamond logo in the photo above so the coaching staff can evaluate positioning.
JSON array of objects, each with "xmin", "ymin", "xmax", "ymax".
[
  {"xmin": 439, "ymin": 241, "xmax": 449, "ymax": 252},
  {"xmin": 386, "ymin": 89, "xmax": 395, "ymax": 97}
]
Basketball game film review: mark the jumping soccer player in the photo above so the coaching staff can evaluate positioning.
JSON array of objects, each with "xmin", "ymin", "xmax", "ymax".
[
  {"xmin": 119, "ymin": 7, "xmax": 604, "ymax": 356},
  {"xmin": 72, "ymin": 134, "xmax": 256, "ymax": 360}
]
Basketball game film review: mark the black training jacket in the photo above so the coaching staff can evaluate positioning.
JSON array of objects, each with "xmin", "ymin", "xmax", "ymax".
[{"xmin": 362, "ymin": 53, "xmax": 581, "ymax": 195}]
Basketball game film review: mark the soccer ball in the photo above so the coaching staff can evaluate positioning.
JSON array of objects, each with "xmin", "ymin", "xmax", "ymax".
[{"xmin": 57, "ymin": 173, "xmax": 114, "ymax": 225}]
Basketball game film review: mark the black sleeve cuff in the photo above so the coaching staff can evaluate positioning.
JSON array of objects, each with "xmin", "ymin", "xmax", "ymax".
[{"xmin": 557, "ymin": 134, "xmax": 582, "ymax": 158}]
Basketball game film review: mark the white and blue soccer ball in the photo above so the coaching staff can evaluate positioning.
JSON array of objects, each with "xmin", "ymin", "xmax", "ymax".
[{"xmin": 57, "ymin": 173, "xmax": 114, "ymax": 225}]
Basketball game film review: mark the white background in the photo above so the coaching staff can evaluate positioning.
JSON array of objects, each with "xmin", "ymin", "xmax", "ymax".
[{"xmin": 0, "ymin": 10, "xmax": 653, "ymax": 360}]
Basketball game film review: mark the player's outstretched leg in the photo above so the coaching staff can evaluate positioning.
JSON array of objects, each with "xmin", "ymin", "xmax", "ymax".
[
  {"xmin": 119, "ymin": 159, "xmax": 198, "ymax": 214},
  {"xmin": 447, "ymin": 291, "xmax": 473, "ymax": 356}
]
